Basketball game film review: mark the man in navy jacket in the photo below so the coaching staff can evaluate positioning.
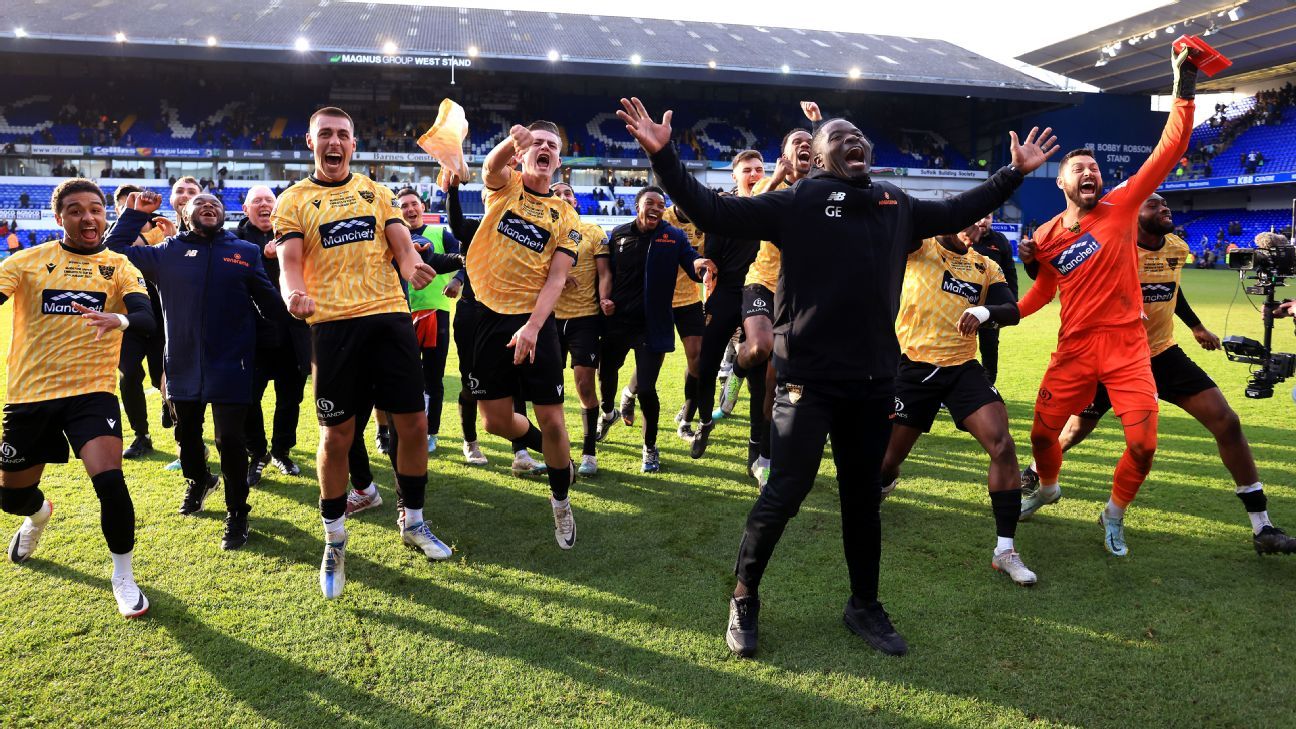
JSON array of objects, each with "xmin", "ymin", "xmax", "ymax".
[
  {"xmin": 596, "ymin": 186, "xmax": 715, "ymax": 473},
  {"xmin": 106, "ymin": 191, "xmax": 285, "ymax": 550}
]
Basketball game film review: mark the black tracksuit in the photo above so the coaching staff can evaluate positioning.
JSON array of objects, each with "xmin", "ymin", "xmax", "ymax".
[
  {"xmin": 652, "ymin": 143, "xmax": 1024, "ymax": 601},
  {"xmin": 240, "ymin": 218, "xmax": 311, "ymax": 459},
  {"xmin": 971, "ymin": 229, "xmax": 1018, "ymax": 384}
]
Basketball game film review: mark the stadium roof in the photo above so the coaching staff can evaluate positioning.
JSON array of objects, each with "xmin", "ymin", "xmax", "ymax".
[
  {"xmin": 0, "ymin": 1, "xmax": 1065, "ymax": 99},
  {"xmin": 1017, "ymin": 0, "xmax": 1296, "ymax": 94}
]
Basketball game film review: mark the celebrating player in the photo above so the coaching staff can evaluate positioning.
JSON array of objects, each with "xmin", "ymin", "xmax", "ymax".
[
  {"xmin": 1, "ymin": 179, "xmax": 155, "ymax": 617},
  {"xmin": 1014, "ymin": 48, "xmax": 1198, "ymax": 557},
  {"xmin": 1021, "ymin": 196, "xmax": 1296, "ymax": 555},
  {"xmin": 275, "ymin": 106, "xmax": 451, "ymax": 599},
  {"xmin": 878, "ymin": 223, "xmax": 1035, "ymax": 585},
  {"xmin": 466, "ymin": 120, "xmax": 583, "ymax": 549}
]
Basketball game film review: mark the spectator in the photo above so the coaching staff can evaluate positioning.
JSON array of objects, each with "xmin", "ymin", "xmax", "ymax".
[{"xmin": 18, "ymin": 192, "xmax": 29, "ymax": 208}]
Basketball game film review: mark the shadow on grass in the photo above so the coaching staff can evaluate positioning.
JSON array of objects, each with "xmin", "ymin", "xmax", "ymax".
[{"xmin": 29, "ymin": 561, "xmax": 439, "ymax": 729}]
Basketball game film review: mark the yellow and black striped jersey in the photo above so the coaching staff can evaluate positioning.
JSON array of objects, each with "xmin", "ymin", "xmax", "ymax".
[
  {"xmin": 1138, "ymin": 233, "xmax": 1191, "ymax": 356},
  {"xmin": 896, "ymin": 238, "xmax": 1006, "ymax": 367},
  {"xmin": 742, "ymin": 177, "xmax": 787, "ymax": 290},
  {"xmin": 0, "ymin": 242, "xmax": 147, "ymax": 403},
  {"xmin": 271, "ymin": 173, "xmax": 406, "ymax": 325},
  {"xmin": 663, "ymin": 206, "xmax": 706, "ymax": 308},
  {"xmin": 554, "ymin": 220, "xmax": 608, "ymax": 320},
  {"xmin": 467, "ymin": 173, "xmax": 582, "ymax": 316}
]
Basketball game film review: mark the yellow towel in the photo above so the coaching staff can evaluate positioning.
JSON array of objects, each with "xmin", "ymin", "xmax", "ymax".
[{"xmin": 418, "ymin": 99, "xmax": 471, "ymax": 191}]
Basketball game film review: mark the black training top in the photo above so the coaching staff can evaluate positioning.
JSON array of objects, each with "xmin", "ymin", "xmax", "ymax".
[{"xmin": 651, "ymin": 143, "xmax": 1024, "ymax": 381}]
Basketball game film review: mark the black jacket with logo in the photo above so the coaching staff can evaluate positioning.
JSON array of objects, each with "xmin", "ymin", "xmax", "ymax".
[{"xmin": 652, "ymin": 143, "xmax": 1024, "ymax": 381}]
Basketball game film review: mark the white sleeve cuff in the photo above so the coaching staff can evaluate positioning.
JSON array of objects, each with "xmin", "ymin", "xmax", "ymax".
[
  {"xmin": 966, "ymin": 306, "xmax": 990, "ymax": 324},
  {"xmin": 115, "ymin": 313, "xmax": 130, "ymax": 331}
]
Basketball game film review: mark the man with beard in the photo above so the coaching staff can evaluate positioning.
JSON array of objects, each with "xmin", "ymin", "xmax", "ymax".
[
  {"xmin": 597, "ymin": 187, "xmax": 715, "ymax": 473},
  {"xmin": 1020, "ymin": 195, "xmax": 1296, "ymax": 556},
  {"xmin": 274, "ymin": 107, "xmax": 450, "ymax": 598},
  {"xmin": 1, "ymin": 178, "xmax": 155, "ymax": 617},
  {"xmin": 1014, "ymin": 49, "xmax": 1197, "ymax": 557},
  {"xmin": 551, "ymin": 182, "xmax": 609, "ymax": 476},
  {"xmin": 241, "ymin": 186, "xmax": 310, "ymax": 486},
  {"xmin": 618, "ymin": 96, "xmax": 1055, "ymax": 657},
  {"xmin": 466, "ymin": 120, "xmax": 583, "ymax": 549},
  {"xmin": 107, "ymin": 191, "xmax": 284, "ymax": 551}
]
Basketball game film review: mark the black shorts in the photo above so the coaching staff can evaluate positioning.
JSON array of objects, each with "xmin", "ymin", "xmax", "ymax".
[
  {"xmin": 742, "ymin": 284, "xmax": 774, "ymax": 321},
  {"xmin": 471, "ymin": 307, "xmax": 565, "ymax": 406},
  {"xmin": 310, "ymin": 312, "xmax": 426, "ymax": 426},
  {"xmin": 1080, "ymin": 344, "xmax": 1216, "ymax": 419},
  {"xmin": 558, "ymin": 315, "xmax": 602, "ymax": 369},
  {"xmin": 892, "ymin": 356, "xmax": 1003, "ymax": 433},
  {"xmin": 1, "ymin": 392, "xmax": 122, "ymax": 471},
  {"xmin": 673, "ymin": 301, "xmax": 705, "ymax": 339}
]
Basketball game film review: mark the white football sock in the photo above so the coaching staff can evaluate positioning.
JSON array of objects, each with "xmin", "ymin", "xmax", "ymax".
[
  {"xmin": 403, "ymin": 507, "xmax": 424, "ymax": 527},
  {"xmin": 322, "ymin": 516, "xmax": 346, "ymax": 542},
  {"xmin": 995, "ymin": 536, "xmax": 1015, "ymax": 555},
  {"xmin": 110, "ymin": 551, "xmax": 133, "ymax": 581},
  {"xmin": 1249, "ymin": 511, "xmax": 1273, "ymax": 534},
  {"xmin": 1104, "ymin": 499, "xmax": 1126, "ymax": 520},
  {"xmin": 29, "ymin": 499, "xmax": 52, "ymax": 525}
]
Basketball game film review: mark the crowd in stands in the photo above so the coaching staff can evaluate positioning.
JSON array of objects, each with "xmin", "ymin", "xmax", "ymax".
[{"xmin": 1181, "ymin": 82, "xmax": 1296, "ymax": 179}]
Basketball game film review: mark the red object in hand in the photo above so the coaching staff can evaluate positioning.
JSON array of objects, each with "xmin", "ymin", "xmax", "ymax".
[{"xmin": 1173, "ymin": 35, "xmax": 1232, "ymax": 77}]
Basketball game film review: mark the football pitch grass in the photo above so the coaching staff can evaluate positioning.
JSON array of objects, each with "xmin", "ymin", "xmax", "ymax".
[{"xmin": 2, "ymin": 267, "xmax": 1295, "ymax": 728}]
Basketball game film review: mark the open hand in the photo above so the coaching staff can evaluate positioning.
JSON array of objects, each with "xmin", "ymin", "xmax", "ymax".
[
  {"xmin": 800, "ymin": 101, "xmax": 822, "ymax": 123},
  {"xmin": 72, "ymin": 302, "xmax": 125, "ymax": 340},
  {"xmin": 1009, "ymin": 126, "xmax": 1059, "ymax": 175},
  {"xmin": 616, "ymin": 97, "xmax": 673, "ymax": 155}
]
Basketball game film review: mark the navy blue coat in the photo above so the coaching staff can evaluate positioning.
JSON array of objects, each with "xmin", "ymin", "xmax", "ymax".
[
  {"xmin": 106, "ymin": 208, "xmax": 285, "ymax": 404},
  {"xmin": 605, "ymin": 220, "xmax": 702, "ymax": 353}
]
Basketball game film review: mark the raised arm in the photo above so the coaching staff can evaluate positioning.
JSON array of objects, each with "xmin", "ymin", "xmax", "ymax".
[
  {"xmin": 1118, "ymin": 48, "xmax": 1198, "ymax": 203},
  {"xmin": 483, "ymin": 126, "xmax": 530, "ymax": 190},
  {"xmin": 104, "ymin": 205, "xmax": 165, "ymax": 277},
  {"xmin": 619, "ymin": 97, "xmax": 788, "ymax": 241}
]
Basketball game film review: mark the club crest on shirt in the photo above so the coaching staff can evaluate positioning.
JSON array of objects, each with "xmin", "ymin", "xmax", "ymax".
[
  {"xmin": 98, "ymin": 265, "xmax": 116, "ymax": 280},
  {"xmin": 785, "ymin": 383, "xmax": 804, "ymax": 404},
  {"xmin": 358, "ymin": 190, "xmax": 375, "ymax": 204},
  {"xmin": 549, "ymin": 208, "xmax": 560, "ymax": 223},
  {"xmin": 1166, "ymin": 257, "xmax": 1179, "ymax": 269}
]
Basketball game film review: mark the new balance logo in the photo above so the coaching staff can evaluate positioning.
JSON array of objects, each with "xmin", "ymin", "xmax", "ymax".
[
  {"xmin": 185, "ymin": 249, "xmax": 198, "ymax": 257},
  {"xmin": 827, "ymin": 191, "xmax": 846, "ymax": 201},
  {"xmin": 41, "ymin": 289, "xmax": 107, "ymax": 315},
  {"xmin": 1050, "ymin": 233, "xmax": 1101, "ymax": 276},
  {"xmin": 320, "ymin": 216, "xmax": 377, "ymax": 249},
  {"xmin": 1141, "ymin": 281, "xmax": 1177, "ymax": 304}
]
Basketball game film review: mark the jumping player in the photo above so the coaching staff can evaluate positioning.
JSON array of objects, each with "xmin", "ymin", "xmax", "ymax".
[
  {"xmin": 1021, "ymin": 196, "xmax": 1296, "ymax": 556},
  {"xmin": 1, "ymin": 179, "xmax": 155, "ymax": 617},
  {"xmin": 1014, "ymin": 48, "xmax": 1198, "ymax": 557},
  {"xmin": 878, "ymin": 223, "xmax": 1034, "ymax": 585}
]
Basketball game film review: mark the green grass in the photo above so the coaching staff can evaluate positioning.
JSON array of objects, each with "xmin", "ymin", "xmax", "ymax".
[{"xmin": 2, "ymin": 267, "xmax": 1295, "ymax": 728}]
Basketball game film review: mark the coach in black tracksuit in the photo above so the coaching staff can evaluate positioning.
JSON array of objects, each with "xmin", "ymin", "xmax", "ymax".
[
  {"xmin": 625, "ymin": 100, "xmax": 1053, "ymax": 657},
  {"xmin": 971, "ymin": 220, "xmax": 1018, "ymax": 384}
]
